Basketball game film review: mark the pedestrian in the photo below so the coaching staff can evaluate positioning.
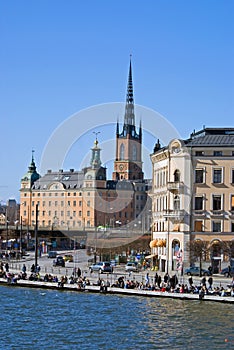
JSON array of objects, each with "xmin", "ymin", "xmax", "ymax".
[
  {"xmin": 188, "ymin": 276, "xmax": 193, "ymax": 286},
  {"xmin": 154, "ymin": 272, "xmax": 158, "ymax": 286},
  {"xmin": 145, "ymin": 272, "xmax": 149, "ymax": 286},
  {"xmin": 31, "ymin": 264, "xmax": 35, "ymax": 273},
  {"xmin": 22, "ymin": 264, "xmax": 26, "ymax": 273},
  {"xmin": 77, "ymin": 267, "xmax": 81, "ymax": 278},
  {"xmin": 5, "ymin": 262, "xmax": 9, "ymax": 273},
  {"xmin": 208, "ymin": 276, "xmax": 213, "ymax": 290},
  {"xmin": 157, "ymin": 275, "xmax": 162, "ymax": 288},
  {"xmin": 201, "ymin": 276, "xmax": 206, "ymax": 287}
]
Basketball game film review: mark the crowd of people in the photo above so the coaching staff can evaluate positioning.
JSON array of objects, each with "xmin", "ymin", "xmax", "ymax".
[
  {"xmin": 0, "ymin": 262, "xmax": 234, "ymax": 298},
  {"xmin": 109, "ymin": 272, "xmax": 234, "ymax": 298}
]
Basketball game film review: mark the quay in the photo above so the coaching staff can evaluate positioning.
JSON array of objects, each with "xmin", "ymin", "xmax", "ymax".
[{"xmin": 0, "ymin": 277, "xmax": 234, "ymax": 304}]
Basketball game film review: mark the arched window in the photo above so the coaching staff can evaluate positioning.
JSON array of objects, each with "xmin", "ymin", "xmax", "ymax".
[
  {"xmin": 132, "ymin": 145, "xmax": 137, "ymax": 161},
  {"xmin": 174, "ymin": 169, "xmax": 180, "ymax": 182},
  {"xmin": 120, "ymin": 144, "xmax": 125, "ymax": 160},
  {"xmin": 174, "ymin": 195, "xmax": 180, "ymax": 210}
]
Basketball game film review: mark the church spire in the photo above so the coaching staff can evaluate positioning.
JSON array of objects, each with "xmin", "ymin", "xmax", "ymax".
[
  {"xmin": 124, "ymin": 56, "xmax": 135, "ymax": 127},
  {"xmin": 126, "ymin": 56, "xmax": 134, "ymax": 104}
]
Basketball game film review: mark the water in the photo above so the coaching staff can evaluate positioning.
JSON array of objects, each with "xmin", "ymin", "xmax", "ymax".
[{"xmin": 0, "ymin": 285, "xmax": 233, "ymax": 350}]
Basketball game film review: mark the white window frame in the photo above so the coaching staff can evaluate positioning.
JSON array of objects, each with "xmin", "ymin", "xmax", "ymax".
[
  {"xmin": 211, "ymin": 193, "xmax": 223, "ymax": 211},
  {"xmin": 212, "ymin": 166, "xmax": 224, "ymax": 184},
  {"xmin": 194, "ymin": 167, "xmax": 206, "ymax": 184}
]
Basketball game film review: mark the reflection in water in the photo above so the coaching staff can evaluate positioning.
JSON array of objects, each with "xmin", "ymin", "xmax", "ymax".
[{"xmin": 0, "ymin": 285, "xmax": 233, "ymax": 350}]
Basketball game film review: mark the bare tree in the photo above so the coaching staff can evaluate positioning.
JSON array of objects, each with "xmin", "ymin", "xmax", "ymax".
[{"xmin": 187, "ymin": 240, "xmax": 209, "ymax": 276}]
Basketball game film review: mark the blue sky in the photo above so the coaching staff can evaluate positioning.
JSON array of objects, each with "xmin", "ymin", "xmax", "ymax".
[{"xmin": 1, "ymin": 0, "xmax": 234, "ymax": 202}]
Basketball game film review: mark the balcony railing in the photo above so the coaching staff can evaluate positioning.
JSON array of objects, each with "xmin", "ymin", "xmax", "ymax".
[
  {"xmin": 210, "ymin": 210, "xmax": 224, "ymax": 217},
  {"xmin": 167, "ymin": 182, "xmax": 183, "ymax": 192},
  {"xmin": 163, "ymin": 209, "xmax": 185, "ymax": 220}
]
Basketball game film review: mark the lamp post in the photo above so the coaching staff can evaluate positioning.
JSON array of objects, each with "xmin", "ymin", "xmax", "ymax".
[
  {"xmin": 20, "ymin": 216, "xmax": 22, "ymax": 256},
  {"xmin": 35, "ymin": 204, "xmax": 39, "ymax": 268}
]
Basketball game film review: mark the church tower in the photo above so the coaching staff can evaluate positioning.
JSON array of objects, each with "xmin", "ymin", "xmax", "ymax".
[{"xmin": 112, "ymin": 58, "xmax": 143, "ymax": 181}]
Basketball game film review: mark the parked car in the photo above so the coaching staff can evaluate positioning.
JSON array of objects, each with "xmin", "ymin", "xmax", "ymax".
[
  {"xmin": 185, "ymin": 266, "xmax": 211, "ymax": 276},
  {"xmin": 79, "ymin": 240, "xmax": 86, "ymax": 249},
  {"xmin": 220, "ymin": 266, "xmax": 234, "ymax": 278},
  {"xmin": 48, "ymin": 251, "xmax": 57, "ymax": 259},
  {"xmin": 125, "ymin": 262, "xmax": 139, "ymax": 272},
  {"xmin": 53, "ymin": 256, "xmax": 65, "ymax": 267},
  {"xmin": 89, "ymin": 262, "xmax": 113, "ymax": 273},
  {"xmin": 63, "ymin": 254, "xmax": 73, "ymax": 262}
]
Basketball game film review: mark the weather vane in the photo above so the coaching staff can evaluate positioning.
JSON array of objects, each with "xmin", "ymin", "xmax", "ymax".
[{"xmin": 93, "ymin": 131, "xmax": 100, "ymax": 142}]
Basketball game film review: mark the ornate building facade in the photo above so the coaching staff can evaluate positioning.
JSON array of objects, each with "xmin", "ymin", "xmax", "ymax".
[{"xmin": 150, "ymin": 128, "xmax": 234, "ymax": 273}]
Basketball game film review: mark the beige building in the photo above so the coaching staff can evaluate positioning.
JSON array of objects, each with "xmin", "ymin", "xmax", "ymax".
[
  {"xmin": 19, "ymin": 59, "xmax": 150, "ymax": 247},
  {"xmin": 150, "ymin": 128, "xmax": 234, "ymax": 273}
]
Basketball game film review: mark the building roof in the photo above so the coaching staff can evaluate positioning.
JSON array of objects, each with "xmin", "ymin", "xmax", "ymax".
[
  {"xmin": 32, "ymin": 169, "xmax": 85, "ymax": 190},
  {"xmin": 185, "ymin": 128, "xmax": 234, "ymax": 147}
]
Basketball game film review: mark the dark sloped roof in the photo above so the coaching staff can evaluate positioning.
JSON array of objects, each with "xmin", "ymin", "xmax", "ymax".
[
  {"xmin": 185, "ymin": 134, "xmax": 234, "ymax": 147},
  {"xmin": 32, "ymin": 170, "xmax": 85, "ymax": 190}
]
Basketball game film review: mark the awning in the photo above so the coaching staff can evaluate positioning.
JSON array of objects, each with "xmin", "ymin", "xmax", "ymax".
[{"xmin": 145, "ymin": 254, "xmax": 157, "ymax": 259}]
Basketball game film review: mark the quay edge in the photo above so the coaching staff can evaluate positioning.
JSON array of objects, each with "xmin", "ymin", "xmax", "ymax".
[{"xmin": 0, "ymin": 278, "xmax": 233, "ymax": 304}]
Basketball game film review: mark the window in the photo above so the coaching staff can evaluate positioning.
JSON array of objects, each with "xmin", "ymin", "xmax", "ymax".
[
  {"xmin": 174, "ymin": 169, "xmax": 180, "ymax": 182},
  {"xmin": 79, "ymin": 201, "xmax": 82, "ymax": 206},
  {"xmin": 231, "ymin": 169, "xmax": 234, "ymax": 184},
  {"xmin": 23, "ymin": 210, "xmax": 26, "ymax": 216},
  {"xmin": 231, "ymin": 222, "xmax": 234, "ymax": 232},
  {"xmin": 73, "ymin": 211, "xmax": 76, "ymax": 217},
  {"xmin": 231, "ymin": 195, "xmax": 234, "ymax": 211},
  {"xmin": 195, "ymin": 169, "xmax": 204, "ymax": 183},
  {"xmin": 120, "ymin": 144, "xmax": 125, "ymax": 160},
  {"xmin": 73, "ymin": 201, "xmax": 76, "ymax": 206},
  {"xmin": 73, "ymin": 193, "xmax": 76, "ymax": 196},
  {"xmin": 87, "ymin": 200, "xmax": 90, "ymax": 207},
  {"xmin": 195, "ymin": 151, "xmax": 204, "ymax": 156},
  {"xmin": 32, "ymin": 201, "xmax": 35, "ymax": 207},
  {"xmin": 61, "ymin": 201, "xmax": 64, "ymax": 207},
  {"xmin": 87, "ymin": 211, "xmax": 90, "ymax": 217},
  {"xmin": 61, "ymin": 211, "xmax": 64, "ymax": 216},
  {"xmin": 195, "ymin": 196, "xmax": 203, "ymax": 210},
  {"xmin": 79, "ymin": 211, "xmax": 82, "ymax": 217},
  {"xmin": 212, "ymin": 221, "xmax": 221, "ymax": 232},
  {"xmin": 68, "ymin": 193, "xmax": 70, "ymax": 196},
  {"xmin": 213, "ymin": 195, "xmax": 221, "ymax": 210},
  {"xmin": 194, "ymin": 220, "xmax": 203, "ymax": 232},
  {"xmin": 42, "ymin": 211, "xmax": 45, "ymax": 217},
  {"xmin": 68, "ymin": 201, "xmax": 70, "ymax": 206},
  {"xmin": 214, "ymin": 151, "xmax": 222, "ymax": 156},
  {"xmin": 49, "ymin": 201, "xmax": 51, "ymax": 207},
  {"xmin": 67, "ymin": 211, "xmax": 70, "ymax": 217},
  {"xmin": 55, "ymin": 201, "xmax": 58, "ymax": 207},
  {"xmin": 174, "ymin": 195, "xmax": 180, "ymax": 210},
  {"xmin": 42, "ymin": 201, "xmax": 45, "ymax": 207},
  {"xmin": 213, "ymin": 168, "xmax": 222, "ymax": 183}
]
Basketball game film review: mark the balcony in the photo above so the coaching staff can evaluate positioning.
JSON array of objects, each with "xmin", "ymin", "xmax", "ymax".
[
  {"xmin": 210, "ymin": 210, "xmax": 224, "ymax": 217},
  {"xmin": 163, "ymin": 209, "xmax": 185, "ymax": 221},
  {"xmin": 167, "ymin": 182, "xmax": 183, "ymax": 192},
  {"xmin": 193, "ymin": 210, "xmax": 206, "ymax": 217}
]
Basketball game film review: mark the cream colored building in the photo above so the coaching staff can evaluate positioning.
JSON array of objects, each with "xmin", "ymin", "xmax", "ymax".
[{"xmin": 150, "ymin": 128, "xmax": 234, "ymax": 273}]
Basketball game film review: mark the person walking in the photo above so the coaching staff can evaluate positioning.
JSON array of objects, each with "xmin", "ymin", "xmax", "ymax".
[
  {"xmin": 154, "ymin": 272, "xmax": 158, "ymax": 286},
  {"xmin": 208, "ymin": 276, "xmax": 213, "ymax": 290}
]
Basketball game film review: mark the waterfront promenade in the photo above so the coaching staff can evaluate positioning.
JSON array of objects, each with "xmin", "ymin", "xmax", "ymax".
[{"xmin": 1, "ymin": 251, "xmax": 234, "ymax": 303}]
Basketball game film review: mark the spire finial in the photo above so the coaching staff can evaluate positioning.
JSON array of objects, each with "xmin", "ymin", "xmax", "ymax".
[
  {"xmin": 93, "ymin": 131, "xmax": 100, "ymax": 146},
  {"xmin": 32, "ymin": 149, "xmax": 35, "ymax": 162}
]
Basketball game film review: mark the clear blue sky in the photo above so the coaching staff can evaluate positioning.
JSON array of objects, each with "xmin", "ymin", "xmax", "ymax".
[{"xmin": 1, "ymin": 0, "xmax": 234, "ymax": 202}]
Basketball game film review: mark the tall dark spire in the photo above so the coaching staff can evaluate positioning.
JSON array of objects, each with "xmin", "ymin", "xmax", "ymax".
[
  {"xmin": 126, "ymin": 57, "xmax": 134, "ymax": 104},
  {"xmin": 124, "ymin": 56, "xmax": 135, "ymax": 128}
]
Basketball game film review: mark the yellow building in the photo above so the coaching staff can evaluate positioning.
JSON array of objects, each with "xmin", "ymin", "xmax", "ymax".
[{"xmin": 150, "ymin": 128, "xmax": 234, "ymax": 273}]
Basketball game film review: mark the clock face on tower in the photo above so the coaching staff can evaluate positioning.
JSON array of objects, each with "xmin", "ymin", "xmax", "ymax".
[{"xmin": 119, "ymin": 164, "xmax": 124, "ymax": 171}]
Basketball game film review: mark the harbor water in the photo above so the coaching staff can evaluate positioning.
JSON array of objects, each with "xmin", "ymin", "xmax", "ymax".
[{"xmin": 0, "ymin": 285, "xmax": 233, "ymax": 350}]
